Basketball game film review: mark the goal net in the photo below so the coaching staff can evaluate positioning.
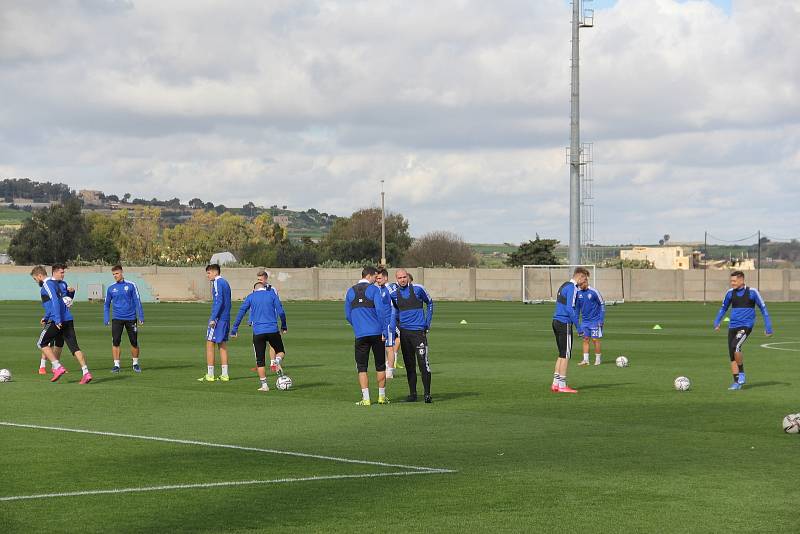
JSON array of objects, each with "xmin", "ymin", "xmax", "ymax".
[{"xmin": 522, "ymin": 264, "xmax": 596, "ymax": 304}]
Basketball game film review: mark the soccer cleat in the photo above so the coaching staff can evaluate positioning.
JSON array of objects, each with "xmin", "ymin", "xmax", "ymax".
[
  {"xmin": 38, "ymin": 367, "xmax": 47, "ymax": 375},
  {"xmin": 424, "ymin": 394, "xmax": 432, "ymax": 404},
  {"xmin": 557, "ymin": 386, "xmax": 578, "ymax": 393},
  {"xmin": 728, "ymin": 382, "xmax": 742, "ymax": 390},
  {"xmin": 550, "ymin": 383, "xmax": 559, "ymax": 392},
  {"xmin": 269, "ymin": 362, "xmax": 278, "ymax": 373},
  {"xmin": 51, "ymin": 366, "xmax": 67, "ymax": 382},
  {"xmin": 396, "ymin": 360, "xmax": 405, "ymax": 369},
  {"xmin": 197, "ymin": 374, "xmax": 216, "ymax": 382},
  {"xmin": 111, "ymin": 366, "xmax": 121, "ymax": 373},
  {"xmin": 79, "ymin": 373, "xmax": 93, "ymax": 384},
  {"xmin": 738, "ymin": 372, "xmax": 746, "ymax": 385},
  {"xmin": 355, "ymin": 399, "xmax": 371, "ymax": 406},
  {"xmin": 406, "ymin": 394, "xmax": 418, "ymax": 402},
  {"xmin": 218, "ymin": 374, "xmax": 230, "ymax": 382},
  {"xmin": 377, "ymin": 396, "xmax": 389, "ymax": 404},
  {"xmin": 257, "ymin": 383, "xmax": 269, "ymax": 392},
  {"xmin": 577, "ymin": 360, "xmax": 590, "ymax": 367},
  {"xmin": 133, "ymin": 364, "xmax": 141, "ymax": 373}
]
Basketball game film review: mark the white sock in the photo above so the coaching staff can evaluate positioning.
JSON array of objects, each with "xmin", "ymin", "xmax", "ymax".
[
  {"xmin": 52, "ymin": 361, "xmax": 62, "ymax": 370},
  {"xmin": 81, "ymin": 365, "xmax": 89, "ymax": 375},
  {"xmin": 114, "ymin": 359, "xmax": 121, "ymax": 367},
  {"xmin": 379, "ymin": 387, "xmax": 386, "ymax": 397},
  {"xmin": 553, "ymin": 372, "xmax": 560, "ymax": 386},
  {"xmin": 361, "ymin": 388, "xmax": 370, "ymax": 401},
  {"xmin": 40, "ymin": 358, "xmax": 47, "ymax": 368},
  {"xmin": 559, "ymin": 376, "xmax": 567, "ymax": 387},
  {"xmin": 275, "ymin": 356, "xmax": 282, "ymax": 365},
  {"xmin": 132, "ymin": 358, "xmax": 139, "ymax": 365},
  {"xmin": 583, "ymin": 353, "xmax": 589, "ymax": 362},
  {"xmin": 221, "ymin": 364, "xmax": 229, "ymax": 376},
  {"xmin": 595, "ymin": 353, "xmax": 602, "ymax": 361},
  {"xmin": 207, "ymin": 365, "xmax": 215, "ymax": 376}
]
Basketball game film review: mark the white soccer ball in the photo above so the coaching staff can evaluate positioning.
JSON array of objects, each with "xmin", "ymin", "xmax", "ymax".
[
  {"xmin": 0, "ymin": 369, "xmax": 12, "ymax": 382},
  {"xmin": 674, "ymin": 376, "xmax": 691, "ymax": 391},
  {"xmin": 782, "ymin": 414, "xmax": 800, "ymax": 434},
  {"xmin": 62, "ymin": 296, "xmax": 73, "ymax": 308},
  {"xmin": 276, "ymin": 375, "xmax": 293, "ymax": 391},
  {"xmin": 615, "ymin": 356, "xmax": 629, "ymax": 368}
]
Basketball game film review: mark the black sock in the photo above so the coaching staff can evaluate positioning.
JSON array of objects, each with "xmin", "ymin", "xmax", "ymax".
[
  {"xmin": 738, "ymin": 364, "xmax": 744, "ymax": 372},
  {"xmin": 733, "ymin": 374, "xmax": 739, "ymax": 382}
]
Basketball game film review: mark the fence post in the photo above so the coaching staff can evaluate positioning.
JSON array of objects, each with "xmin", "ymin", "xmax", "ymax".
[
  {"xmin": 468, "ymin": 267, "xmax": 477, "ymax": 301},
  {"xmin": 783, "ymin": 269, "xmax": 790, "ymax": 302},
  {"xmin": 311, "ymin": 267, "xmax": 320, "ymax": 300}
]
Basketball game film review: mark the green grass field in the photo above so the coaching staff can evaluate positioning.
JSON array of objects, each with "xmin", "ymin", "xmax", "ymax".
[{"xmin": 1, "ymin": 300, "xmax": 798, "ymax": 533}]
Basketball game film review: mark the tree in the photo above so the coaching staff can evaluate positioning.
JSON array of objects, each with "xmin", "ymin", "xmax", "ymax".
[
  {"xmin": 8, "ymin": 200, "xmax": 89, "ymax": 264},
  {"xmin": 122, "ymin": 193, "xmax": 131, "ymax": 203},
  {"xmin": 323, "ymin": 208, "xmax": 412, "ymax": 264},
  {"xmin": 506, "ymin": 236, "xmax": 560, "ymax": 267},
  {"xmin": 189, "ymin": 198, "xmax": 204, "ymax": 209},
  {"xmin": 403, "ymin": 231, "xmax": 478, "ymax": 267}
]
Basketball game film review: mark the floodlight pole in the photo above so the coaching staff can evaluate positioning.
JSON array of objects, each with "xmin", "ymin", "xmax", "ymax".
[
  {"xmin": 569, "ymin": 1, "xmax": 591, "ymax": 266},
  {"xmin": 380, "ymin": 180, "xmax": 387, "ymax": 266}
]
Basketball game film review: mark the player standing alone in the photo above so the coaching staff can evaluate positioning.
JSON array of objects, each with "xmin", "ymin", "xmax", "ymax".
[
  {"xmin": 713, "ymin": 270, "xmax": 773, "ymax": 390},
  {"xmin": 550, "ymin": 267, "xmax": 589, "ymax": 393},
  {"xmin": 104, "ymin": 265, "xmax": 144, "ymax": 373},
  {"xmin": 198, "ymin": 264, "xmax": 232, "ymax": 382},
  {"xmin": 576, "ymin": 279, "xmax": 605, "ymax": 366}
]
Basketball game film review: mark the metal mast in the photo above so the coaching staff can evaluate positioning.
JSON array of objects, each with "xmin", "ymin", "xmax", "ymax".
[
  {"xmin": 380, "ymin": 180, "xmax": 386, "ymax": 266},
  {"xmin": 569, "ymin": 1, "xmax": 593, "ymax": 266}
]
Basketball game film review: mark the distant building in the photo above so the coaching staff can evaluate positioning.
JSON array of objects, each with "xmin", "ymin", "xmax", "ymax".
[
  {"xmin": 79, "ymin": 190, "xmax": 106, "ymax": 207},
  {"xmin": 273, "ymin": 215, "xmax": 290, "ymax": 228},
  {"xmin": 620, "ymin": 246, "xmax": 691, "ymax": 270},
  {"xmin": 0, "ymin": 253, "xmax": 11, "ymax": 265},
  {"xmin": 210, "ymin": 251, "xmax": 237, "ymax": 265}
]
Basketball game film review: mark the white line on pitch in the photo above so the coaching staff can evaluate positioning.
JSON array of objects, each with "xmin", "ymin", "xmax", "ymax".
[
  {"xmin": 0, "ymin": 471, "xmax": 451, "ymax": 502},
  {"xmin": 760, "ymin": 341, "xmax": 800, "ymax": 352},
  {"xmin": 0, "ymin": 422, "xmax": 454, "ymax": 473}
]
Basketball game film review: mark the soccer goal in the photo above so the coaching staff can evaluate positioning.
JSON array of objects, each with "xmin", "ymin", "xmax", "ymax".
[{"xmin": 521, "ymin": 264, "xmax": 596, "ymax": 304}]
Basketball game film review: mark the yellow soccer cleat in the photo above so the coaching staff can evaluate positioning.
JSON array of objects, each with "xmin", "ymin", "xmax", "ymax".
[
  {"xmin": 197, "ymin": 374, "xmax": 216, "ymax": 382},
  {"xmin": 355, "ymin": 399, "xmax": 371, "ymax": 406},
  {"xmin": 377, "ymin": 396, "xmax": 390, "ymax": 405},
  {"xmin": 218, "ymin": 374, "xmax": 230, "ymax": 382}
]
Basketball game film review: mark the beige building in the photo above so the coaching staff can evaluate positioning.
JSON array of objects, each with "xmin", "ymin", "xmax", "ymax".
[{"xmin": 621, "ymin": 246, "xmax": 691, "ymax": 270}]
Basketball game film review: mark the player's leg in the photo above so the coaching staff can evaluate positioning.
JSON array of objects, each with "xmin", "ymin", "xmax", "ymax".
[
  {"xmin": 38, "ymin": 323, "xmax": 67, "ymax": 381},
  {"xmin": 393, "ymin": 332, "xmax": 403, "ymax": 368},
  {"xmin": 593, "ymin": 330, "xmax": 603, "ymax": 365},
  {"xmin": 269, "ymin": 345, "xmax": 278, "ymax": 372},
  {"xmin": 62, "ymin": 322, "xmax": 92, "ymax": 384},
  {"xmin": 579, "ymin": 334, "xmax": 590, "ymax": 366},
  {"xmin": 354, "ymin": 337, "xmax": 371, "ymax": 405},
  {"xmin": 384, "ymin": 329, "xmax": 395, "ymax": 378},
  {"xmin": 552, "ymin": 320, "xmax": 576, "ymax": 393},
  {"xmin": 411, "ymin": 331, "xmax": 432, "ymax": 403},
  {"xmin": 253, "ymin": 334, "xmax": 269, "ymax": 391},
  {"xmin": 126, "ymin": 321, "xmax": 141, "ymax": 372},
  {"xmin": 733, "ymin": 328, "xmax": 750, "ymax": 386},
  {"xmin": 111, "ymin": 319, "xmax": 123, "ymax": 372},
  {"xmin": 267, "ymin": 333, "xmax": 286, "ymax": 376},
  {"xmin": 218, "ymin": 341, "xmax": 229, "ymax": 381},
  {"xmin": 373, "ymin": 336, "xmax": 388, "ymax": 404},
  {"xmin": 727, "ymin": 329, "xmax": 742, "ymax": 389},
  {"xmin": 399, "ymin": 329, "xmax": 417, "ymax": 401}
]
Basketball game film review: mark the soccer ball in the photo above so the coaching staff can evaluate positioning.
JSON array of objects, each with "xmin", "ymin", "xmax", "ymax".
[
  {"xmin": 674, "ymin": 376, "xmax": 691, "ymax": 391},
  {"xmin": 62, "ymin": 296, "xmax": 73, "ymax": 308},
  {"xmin": 782, "ymin": 414, "xmax": 800, "ymax": 434},
  {"xmin": 0, "ymin": 369, "xmax": 12, "ymax": 382},
  {"xmin": 276, "ymin": 375, "xmax": 293, "ymax": 391},
  {"xmin": 615, "ymin": 356, "xmax": 629, "ymax": 368}
]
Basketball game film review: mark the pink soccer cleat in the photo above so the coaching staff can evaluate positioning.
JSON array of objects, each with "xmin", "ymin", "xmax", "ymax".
[
  {"xmin": 38, "ymin": 367, "xmax": 47, "ymax": 375},
  {"xmin": 79, "ymin": 373, "xmax": 93, "ymax": 384},
  {"xmin": 557, "ymin": 385, "xmax": 578, "ymax": 393},
  {"xmin": 51, "ymin": 367, "xmax": 67, "ymax": 382},
  {"xmin": 550, "ymin": 383, "xmax": 559, "ymax": 392}
]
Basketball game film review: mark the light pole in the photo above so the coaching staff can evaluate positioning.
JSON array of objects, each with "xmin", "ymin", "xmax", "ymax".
[{"xmin": 380, "ymin": 180, "xmax": 387, "ymax": 266}]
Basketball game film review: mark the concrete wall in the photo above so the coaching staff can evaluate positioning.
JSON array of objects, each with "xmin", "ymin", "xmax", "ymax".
[{"xmin": 2, "ymin": 265, "xmax": 799, "ymax": 302}]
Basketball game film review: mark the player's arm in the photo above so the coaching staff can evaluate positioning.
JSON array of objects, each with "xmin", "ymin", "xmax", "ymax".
[
  {"xmin": 419, "ymin": 286, "xmax": 434, "ymax": 330},
  {"xmin": 273, "ymin": 293, "xmax": 287, "ymax": 332},
  {"xmin": 713, "ymin": 291, "xmax": 732, "ymax": 330},
  {"xmin": 45, "ymin": 279, "xmax": 63, "ymax": 327},
  {"xmin": 209, "ymin": 280, "xmax": 222, "ymax": 324},
  {"xmin": 231, "ymin": 297, "xmax": 251, "ymax": 338},
  {"xmin": 567, "ymin": 285, "xmax": 580, "ymax": 325},
  {"xmin": 132, "ymin": 283, "xmax": 145, "ymax": 324},
  {"xmin": 753, "ymin": 289, "xmax": 773, "ymax": 335},
  {"xmin": 598, "ymin": 290, "xmax": 606, "ymax": 326},
  {"xmin": 344, "ymin": 289, "xmax": 353, "ymax": 325},
  {"xmin": 103, "ymin": 287, "xmax": 112, "ymax": 325}
]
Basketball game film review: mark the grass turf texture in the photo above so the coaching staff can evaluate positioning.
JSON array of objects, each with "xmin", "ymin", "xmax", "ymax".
[{"xmin": 0, "ymin": 300, "xmax": 798, "ymax": 533}]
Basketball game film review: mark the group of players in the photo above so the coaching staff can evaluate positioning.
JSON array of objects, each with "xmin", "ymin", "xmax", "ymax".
[
  {"xmin": 30, "ymin": 262, "xmax": 770, "ymax": 398},
  {"xmin": 549, "ymin": 267, "xmax": 773, "ymax": 393}
]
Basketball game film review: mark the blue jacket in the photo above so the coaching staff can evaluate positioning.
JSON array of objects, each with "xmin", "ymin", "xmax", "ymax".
[
  {"xmin": 39, "ymin": 278, "xmax": 62, "ymax": 324},
  {"xmin": 232, "ymin": 287, "xmax": 287, "ymax": 335},
  {"xmin": 389, "ymin": 283, "xmax": 433, "ymax": 331},
  {"xmin": 376, "ymin": 283, "xmax": 394, "ymax": 327},
  {"xmin": 552, "ymin": 280, "xmax": 580, "ymax": 325},
  {"xmin": 209, "ymin": 276, "xmax": 232, "ymax": 323},
  {"xmin": 714, "ymin": 286, "xmax": 773, "ymax": 333},
  {"xmin": 55, "ymin": 280, "xmax": 75, "ymax": 322},
  {"xmin": 577, "ymin": 286, "xmax": 605, "ymax": 326},
  {"xmin": 345, "ymin": 280, "xmax": 389, "ymax": 339},
  {"xmin": 104, "ymin": 280, "xmax": 144, "ymax": 323}
]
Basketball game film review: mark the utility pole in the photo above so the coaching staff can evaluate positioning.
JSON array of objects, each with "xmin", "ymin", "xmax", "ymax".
[{"xmin": 380, "ymin": 180, "xmax": 386, "ymax": 267}]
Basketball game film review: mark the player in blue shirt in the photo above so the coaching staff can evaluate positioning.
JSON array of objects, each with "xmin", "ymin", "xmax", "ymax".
[
  {"xmin": 199, "ymin": 264, "xmax": 232, "ymax": 383},
  {"xmin": 232, "ymin": 281, "xmax": 288, "ymax": 392},
  {"xmin": 576, "ymin": 281, "xmax": 605, "ymax": 366},
  {"xmin": 389, "ymin": 268, "xmax": 434, "ymax": 403},
  {"xmin": 345, "ymin": 266, "xmax": 390, "ymax": 406},
  {"xmin": 47, "ymin": 264, "xmax": 93, "ymax": 384},
  {"xmin": 104, "ymin": 265, "xmax": 145, "ymax": 373},
  {"xmin": 375, "ymin": 268, "xmax": 398, "ymax": 379},
  {"xmin": 713, "ymin": 270, "xmax": 773, "ymax": 390},
  {"xmin": 31, "ymin": 265, "xmax": 68, "ymax": 381},
  {"xmin": 550, "ymin": 267, "xmax": 589, "ymax": 393}
]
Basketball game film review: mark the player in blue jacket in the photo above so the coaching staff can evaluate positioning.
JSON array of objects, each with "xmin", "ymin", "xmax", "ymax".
[
  {"xmin": 232, "ymin": 281, "xmax": 288, "ymax": 392},
  {"xmin": 375, "ymin": 268, "xmax": 398, "ymax": 379},
  {"xmin": 550, "ymin": 267, "xmax": 589, "ymax": 393},
  {"xmin": 389, "ymin": 268, "xmax": 434, "ymax": 403},
  {"xmin": 104, "ymin": 265, "xmax": 145, "ymax": 373},
  {"xmin": 345, "ymin": 266, "xmax": 390, "ymax": 406},
  {"xmin": 199, "ymin": 264, "xmax": 232, "ymax": 383},
  {"xmin": 31, "ymin": 265, "xmax": 67, "ymax": 381},
  {"xmin": 713, "ymin": 270, "xmax": 773, "ymax": 390},
  {"xmin": 576, "ymin": 281, "xmax": 606, "ymax": 366}
]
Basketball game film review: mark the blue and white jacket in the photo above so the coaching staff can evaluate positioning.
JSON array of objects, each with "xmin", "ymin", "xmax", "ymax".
[
  {"xmin": 389, "ymin": 283, "xmax": 433, "ymax": 332},
  {"xmin": 552, "ymin": 279, "xmax": 580, "ymax": 325},
  {"xmin": 714, "ymin": 286, "xmax": 773, "ymax": 333},
  {"xmin": 345, "ymin": 280, "xmax": 389, "ymax": 339},
  {"xmin": 232, "ymin": 287, "xmax": 287, "ymax": 335},
  {"xmin": 104, "ymin": 279, "xmax": 144, "ymax": 324},
  {"xmin": 209, "ymin": 276, "xmax": 232, "ymax": 324},
  {"xmin": 577, "ymin": 286, "xmax": 605, "ymax": 327}
]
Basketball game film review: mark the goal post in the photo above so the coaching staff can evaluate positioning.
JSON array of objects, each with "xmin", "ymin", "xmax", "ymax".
[{"xmin": 521, "ymin": 264, "xmax": 596, "ymax": 304}]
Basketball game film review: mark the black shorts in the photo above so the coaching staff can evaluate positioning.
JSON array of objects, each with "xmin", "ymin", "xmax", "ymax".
[
  {"xmin": 59, "ymin": 321, "xmax": 81, "ymax": 354},
  {"xmin": 252, "ymin": 332, "xmax": 285, "ymax": 366},
  {"xmin": 354, "ymin": 335, "xmax": 386, "ymax": 373},
  {"xmin": 37, "ymin": 322, "xmax": 61, "ymax": 349},
  {"xmin": 728, "ymin": 327, "xmax": 752, "ymax": 360},
  {"xmin": 112, "ymin": 319, "xmax": 139, "ymax": 348},
  {"xmin": 552, "ymin": 319, "xmax": 573, "ymax": 359}
]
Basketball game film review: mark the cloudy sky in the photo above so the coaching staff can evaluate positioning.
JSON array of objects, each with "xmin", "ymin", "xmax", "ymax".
[{"xmin": 1, "ymin": 0, "xmax": 797, "ymax": 244}]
